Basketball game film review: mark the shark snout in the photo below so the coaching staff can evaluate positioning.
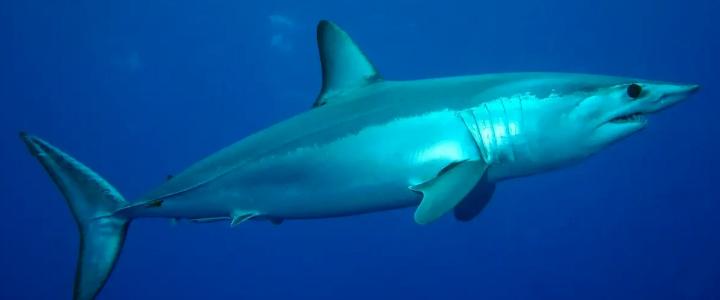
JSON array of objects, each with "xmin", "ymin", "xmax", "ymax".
[
  {"xmin": 664, "ymin": 83, "xmax": 700, "ymax": 98},
  {"xmin": 653, "ymin": 83, "xmax": 699, "ymax": 109}
]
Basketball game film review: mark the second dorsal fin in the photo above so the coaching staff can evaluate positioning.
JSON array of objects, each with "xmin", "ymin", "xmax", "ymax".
[{"xmin": 313, "ymin": 20, "xmax": 382, "ymax": 108}]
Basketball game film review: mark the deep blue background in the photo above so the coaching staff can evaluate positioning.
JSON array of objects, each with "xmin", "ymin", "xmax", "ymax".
[{"xmin": 1, "ymin": 0, "xmax": 718, "ymax": 299}]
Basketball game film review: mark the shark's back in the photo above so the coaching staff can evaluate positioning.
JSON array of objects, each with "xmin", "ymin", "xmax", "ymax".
[{"xmin": 139, "ymin": 80, "xmax": 413, "ymax": 201}]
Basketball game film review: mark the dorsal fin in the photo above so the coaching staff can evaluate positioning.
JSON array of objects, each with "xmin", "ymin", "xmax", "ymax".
[{"xmin": 313, "ymin": 20, "xmax": 382, "ymax": 108}]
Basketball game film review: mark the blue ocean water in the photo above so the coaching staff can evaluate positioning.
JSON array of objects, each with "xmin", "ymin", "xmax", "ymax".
[{"xmin": 1, "ymin": 0, "xmax": 718, "ymax": 299}]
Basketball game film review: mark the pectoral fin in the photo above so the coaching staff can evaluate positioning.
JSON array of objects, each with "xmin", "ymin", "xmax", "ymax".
[
  {"xmin": 453, "ymin": 179, "xmax": 496, "ymax": 222},
  {"xmin": 411, "ymin": 160, "xmax": 488, "ymax": 224}
]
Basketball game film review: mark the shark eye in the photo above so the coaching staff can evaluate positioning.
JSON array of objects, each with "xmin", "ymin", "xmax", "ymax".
[{"xmin": 627, "ymin": 83, "xmax": 642, "ymax": 99}]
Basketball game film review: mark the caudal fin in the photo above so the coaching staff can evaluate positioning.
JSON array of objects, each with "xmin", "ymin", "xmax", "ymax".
[{"xmin": 20, "ymin": 133, "xmax": 130, "ymax": 300}]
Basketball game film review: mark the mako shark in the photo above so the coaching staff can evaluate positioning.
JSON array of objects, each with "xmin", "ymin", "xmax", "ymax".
[{"xmin": 22, "ymin": 20, "xmax": 698, "ymax": 299}]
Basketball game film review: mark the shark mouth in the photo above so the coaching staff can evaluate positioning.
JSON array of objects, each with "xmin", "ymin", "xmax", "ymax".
[{"xmin": 610, "ymin": 112, "xmax": 645, "ymax": 123}]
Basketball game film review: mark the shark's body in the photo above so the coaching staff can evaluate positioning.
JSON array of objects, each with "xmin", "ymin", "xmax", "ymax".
[
  {"xmin": 129, "ymin": 73, "xmax": 638, "ymax": 222},
  {"xmin": 21, "ymin": 21, "xmax": 698, "ymax": 300}
]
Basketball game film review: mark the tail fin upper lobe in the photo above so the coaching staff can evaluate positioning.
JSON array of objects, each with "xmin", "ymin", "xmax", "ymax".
[{"xmin": 20, "ymin": 133, "xmax": 129, "ymax": 300}]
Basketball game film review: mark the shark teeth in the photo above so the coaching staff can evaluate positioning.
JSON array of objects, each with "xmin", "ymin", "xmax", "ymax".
[{"xmin": 610, "ymin": 113, "xmax": 644, "ymax": 123}]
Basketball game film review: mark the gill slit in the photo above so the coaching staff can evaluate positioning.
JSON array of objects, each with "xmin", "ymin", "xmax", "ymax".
[
  {"xmin": 483, "ymin": 102, "xmax": 495, "ymax": 155},
  {"xmin": 468, "ymin": 106, "xmax": 484, "ymax": 161},
  {"xmin": 499, "ymin": 98, "xmax": 517, "ymax": 162}
]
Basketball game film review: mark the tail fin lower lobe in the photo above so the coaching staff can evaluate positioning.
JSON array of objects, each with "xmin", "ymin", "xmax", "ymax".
[{"xmin": 20, "ymin": 133, "xmax": 130, "ymax": 300}]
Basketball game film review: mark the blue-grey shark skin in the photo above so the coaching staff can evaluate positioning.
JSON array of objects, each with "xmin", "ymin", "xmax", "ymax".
[
  {"xmin": 131, "ymin": 72, "xmax": 697, "ymax": 220},
  {"xmin": 21, "ymin": 20, "xmax": 699, "ymax": 300}
]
